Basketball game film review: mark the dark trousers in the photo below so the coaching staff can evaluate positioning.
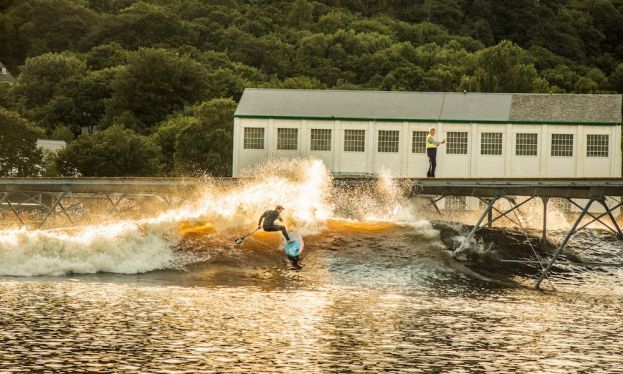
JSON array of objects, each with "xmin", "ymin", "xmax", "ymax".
[
  {"xmin": 427, "ymin": 148, "xmax": 437, "ymax": 177},
  {"xmin": 263, "ymin": 225, "xmax": 290, "ymax": 241}
]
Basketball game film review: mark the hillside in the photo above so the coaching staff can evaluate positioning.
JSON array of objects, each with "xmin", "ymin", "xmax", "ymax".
[{"xmin": 0, "ymin": 0, "xmax": 621, "ymax": 176}]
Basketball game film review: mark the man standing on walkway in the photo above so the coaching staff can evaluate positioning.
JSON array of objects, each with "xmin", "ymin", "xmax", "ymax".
[{"xmin": 426, "ymin": 127, "xmax": 445, "ymax": 178}]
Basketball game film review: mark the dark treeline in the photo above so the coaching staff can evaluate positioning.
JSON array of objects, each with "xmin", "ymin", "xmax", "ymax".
[{"xmin": 0, "ymin": 0, "xmax": 622, "ymax": 177}]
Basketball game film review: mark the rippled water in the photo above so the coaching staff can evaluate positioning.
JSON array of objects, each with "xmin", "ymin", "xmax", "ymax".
[{"xmin": 2, "ymin": 223, "xmax": 623, "ymax": 373}]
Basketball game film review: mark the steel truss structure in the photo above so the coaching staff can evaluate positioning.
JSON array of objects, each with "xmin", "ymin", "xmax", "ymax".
[
  {"xmin": 0, "ymin": 178, "xmax": 205, "ymax": 228},
  {"xmin": 409, "ymin": 178, "xmax": 623, "ymax": 290}
]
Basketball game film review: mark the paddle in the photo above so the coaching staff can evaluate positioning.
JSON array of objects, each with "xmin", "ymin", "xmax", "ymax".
[{"xmin": 235, "ymin": 228, "xmax": 260, "ymax": 245}]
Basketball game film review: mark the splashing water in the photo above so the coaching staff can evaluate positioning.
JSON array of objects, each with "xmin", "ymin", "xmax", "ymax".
[{"xmin": 0, "ymin": 158, "xmax": 433, "ymax": 277}]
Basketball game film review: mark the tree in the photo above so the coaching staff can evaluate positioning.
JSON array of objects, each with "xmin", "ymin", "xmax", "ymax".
[
  {"xmin": 152, "ymin": 98, "xmax": 236, "ymax": 176},
  {"xmin": 56, "ymin": 124, "xmax": 161, "ymax": 176},
  {"xmin": 107, "ymin": 48, "xmax": 209, "ymax": 132},
  {"xmin": 12, "ymin": 52, "xmax": 86, "ymax": 109},
  {"xmin": 151, "ymin": 115, "xmax": 197, "ymax": 175},
  {"xmin": 0, "ymin": 108, "xmax": 44, "ymax": 176},
  {"xmin": 609, "ymin": 63, "xmax": 623, "ymax": 93},
  {"xmin": 84, "ymin": 2, "xmax": 198, "ymax": 50},
  {"xmin": 0, "ymin": 82, "xmax": 13, "ymax": 109},
  {"xmin": 85, "ymin": 42, "xmax": 127, "ymax": 70},
  {"xmin": 0, "ymin": 0, "xmax": 99, "ymax": 67},
  {"xmin": 461, "ymin": 40, "xmax": 550, "ymax": 93},
  {"xmin": 289, "ymin": 0, "xmax": 314, "ymax": 26},
  {"xmin": 12, "ymin": 54, "xmax": 117, "ymax": 133},
  {"xmin": 173, "ymin": 98, "xmax": 236, "ymax": 176}
]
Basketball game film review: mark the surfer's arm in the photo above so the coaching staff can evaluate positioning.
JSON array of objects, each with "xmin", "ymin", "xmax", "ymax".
[{"xmin": 258, "ymin": 211, "xmax": 267, "ymax": 227}]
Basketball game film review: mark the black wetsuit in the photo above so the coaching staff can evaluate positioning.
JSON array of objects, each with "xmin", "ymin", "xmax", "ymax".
[{"xmin": 259, "ymin": 210, "xmax": 290, "ymax": 241}]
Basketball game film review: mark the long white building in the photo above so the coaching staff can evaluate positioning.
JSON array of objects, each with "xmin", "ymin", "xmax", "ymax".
[{"xmin": 232, "ymin": 89, "xmax": 622, "ymax": 179}]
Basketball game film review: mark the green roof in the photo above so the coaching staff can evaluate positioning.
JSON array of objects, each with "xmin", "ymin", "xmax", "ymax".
[{"xmin": 234, "ymin": 89, "xmax": 622, "ymax": 125}]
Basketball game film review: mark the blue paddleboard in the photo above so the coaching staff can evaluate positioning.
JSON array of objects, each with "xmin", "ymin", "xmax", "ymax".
[{"xmin": 283, "ymin": 231, "xmax": 304, "ymax": 258}]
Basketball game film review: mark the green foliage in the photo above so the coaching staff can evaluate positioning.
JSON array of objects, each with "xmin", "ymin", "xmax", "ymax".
[
  {"xmin": 85, "ymin": 42, "xmax": 128, "ymax": 70},
  {"xmin": 151, "ymin": 115, "xmax": 197, "ymax": 175},
  {"xmin": 0, "ymin": 107, "xmax": 44, "ymax": 176},
  {"xmin": 107, "ymin": 48, "xmax": 209, "ymax": 132},
  {"xmin": 0, "ymin": 0, "xmax": 99, "ymax": 68},
  {"xmin": 0, "ymin": 82, "xmax": 13, "ymax": 109},
  {"xmin": 56, "ymin": 124, "xmax": 161, "ymax": 176},
  {"xmin": 50, "ymin": 126, "xmax": 74, "ymax": 142},
  {"xmin": 1, "ymin": 0, "xmax": 622, "ymax": 176},
  {"xmin": 13, "ymin": 52, "xmax": 86, "ymax": 109},
  {"xmin": 152, "ymin": 98, "xmax": 235, "ymax": 176},
  {"xmin": 609, "ymin": 64, "xmax": 623, "ymax": 93},
  {"xmin": 461, "ymin": 41, "xmax": 550, "ymax": 93}
]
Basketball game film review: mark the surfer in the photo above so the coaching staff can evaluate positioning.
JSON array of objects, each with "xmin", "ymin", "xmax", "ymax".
[
  {"xmin": 258, "ymin": 205, "xmax": 294, "ymax": 243},
  {"xmin": 257, "ymin": 205, "xmax": 302, "ymax": 270}
]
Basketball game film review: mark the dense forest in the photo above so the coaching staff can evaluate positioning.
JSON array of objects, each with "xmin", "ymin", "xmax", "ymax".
[{"xmin": 0, "ymin": 0, "xmax": 622, "ymax": 177}]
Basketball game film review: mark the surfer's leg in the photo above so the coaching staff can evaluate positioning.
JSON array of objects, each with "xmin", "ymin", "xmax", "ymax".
[
  {"xmin": 289, "ymin": 255, "xmax": 302, "ymax": 270},
  {"xmin": 275, "ymin": 225, "xmax": 291, "ymax": 241},
  {"xmin": 265, "ymin": 225, "xmax": 291, "ymax": 241}
]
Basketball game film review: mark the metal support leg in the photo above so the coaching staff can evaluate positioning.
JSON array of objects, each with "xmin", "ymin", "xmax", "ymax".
[
  {"xmin": 6, "ymin": 201, "xmax": 24, "ymax": 225},
  {"xmin": 105, "ymin": 193, "xmax": 126, "ymax": 213},
  {"xmin": 454, "ymin": 194, "xmax": 500, "ymax": 258},
  {"xmin": 425, "ymin": 196, "xmax": 443, "ymax": 215},
  {"xmin": 487, "ymin": 203, "xmax": 493, "ymax": 228},
  {"xmin": 541, "ymin": 197, "xmax": 549, "ymax": 246},
  {"xmin": 571, "ymin": 199, "xmax": 623, "ymax": 236},
  {"xmin": 56, "ymin": 201, "xmax": 74, "ymax": 225},
  {"xmin": 478, "ymin": 196, "xmax": 533, "ymax": 228},
  {"xmin": 599, "ymin": 199, "xmax": 623, "ymax": 240},
  {"xmin": 536, "ymin": 198, "xmax": 595, "ymax": 289},
  {"xmin": 0, "ymin": 192, "xmax": 8, "ymax": 213},
  {"xmin": 38, "ymin": 192, "xmax": 66, "ymax": 229}
]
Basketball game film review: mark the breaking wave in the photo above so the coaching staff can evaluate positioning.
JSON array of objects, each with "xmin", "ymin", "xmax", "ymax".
[{"xmin": 0, "ymin": 158, "xmax": 435, "ymax": 277}]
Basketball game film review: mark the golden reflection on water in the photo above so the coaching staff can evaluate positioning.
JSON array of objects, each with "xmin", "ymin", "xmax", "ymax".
[{"xmin": 1, "ymin": 276, "xmax": 622, "ymax": 372}]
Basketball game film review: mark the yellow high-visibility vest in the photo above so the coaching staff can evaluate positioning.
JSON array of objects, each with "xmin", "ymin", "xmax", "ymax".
[{"xmin": 426, "ymin": 134, "xmax": 438, "ymax": 148}]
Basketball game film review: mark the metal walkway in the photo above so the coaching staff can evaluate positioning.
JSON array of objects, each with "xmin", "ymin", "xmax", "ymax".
[
  {"xmin": 0, "ymin": 177, "xmax": 206, "ymax": 229},
  {"xmin": 1, "ymin": 177, "xmax": 621, "ymax": 289}
]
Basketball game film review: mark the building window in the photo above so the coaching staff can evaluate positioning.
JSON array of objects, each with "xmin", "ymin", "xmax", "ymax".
[
  {"xmin": 446, "ymin": 132, "xmax": 468, "ymax": 154},
  {"xmin": 445, "ymin": 196, "xmax": 467, "ymax": 210},
  {"xmin": 277, "ymin": 128, "xmax": 298, "ymax": 150},
  {"xmin": 243, "ymin": 127, "xmax": 264, "ymax": 149},
  {"xmin": 310, "ymin": 129, "xmax": 331, "ymax": 151},
  {"xmin": 551, "ymin": 134, "xmax": 573, "ymax": 157},
  {"xmin": 344, "ymin": 129, "xmax": 365, "ymax": 152},
  {"xmin": 378, "ymin": 130, "xmax": 399, "ymax": 153},
  {"xmin": 516, "ymin": 133, "xmax": 538, "ymax": 156},
  {"xmin": 411, "ymin": 131, "xmax": 427, "ymax": 154},
  {"xmin": 480, "ymin": 132, "xmax": 502, "ymax": 155},
  {"xmin": 586, "ymin": 134, "xmax": 608, "ymax": 157}
]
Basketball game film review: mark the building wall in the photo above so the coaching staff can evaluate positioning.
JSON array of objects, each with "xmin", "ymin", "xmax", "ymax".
[{"xmin": 233, "ymin": 118, "xmax": 622, "ymax": 179}]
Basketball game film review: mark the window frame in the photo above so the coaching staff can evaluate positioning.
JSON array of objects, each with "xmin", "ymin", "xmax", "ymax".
[
  {"xmin": 480, "ymin": 132, "xmax": 503, "ymax": 156},
  {"xmin": 310, "ymin": 129, "xmax": 332, "ymax": 151},
  {"xmin": 277, "ymin": 128, "xmax": 298, "ymax": 151},
  {"xmin": 377, "ymin": 130, "xmax": 400, "ymax": 153},
  {"xmin": 446, "ymin": 131, "xmax": 468, "ymax": 155},
  {"xmin": 515, "ymin": 133, "xmax": 538, "ymax": 156},
  {"xmin": 550, "ymin": 133, "xmax": 574, "ymax": 157},
  {"xmin": 586, "ymin": 134, "xmax": 609, "ymax": 158},
  {"xmin": 411, "ymin": 131, "xmax": 427, "ymax": 154},
  {"xmin": 243, "ymin": 127, "xmax": 265, "ymax": 150},
  {"xmin": 344, "ymin": 129, "xmax": 366, "ymax": 152}
]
